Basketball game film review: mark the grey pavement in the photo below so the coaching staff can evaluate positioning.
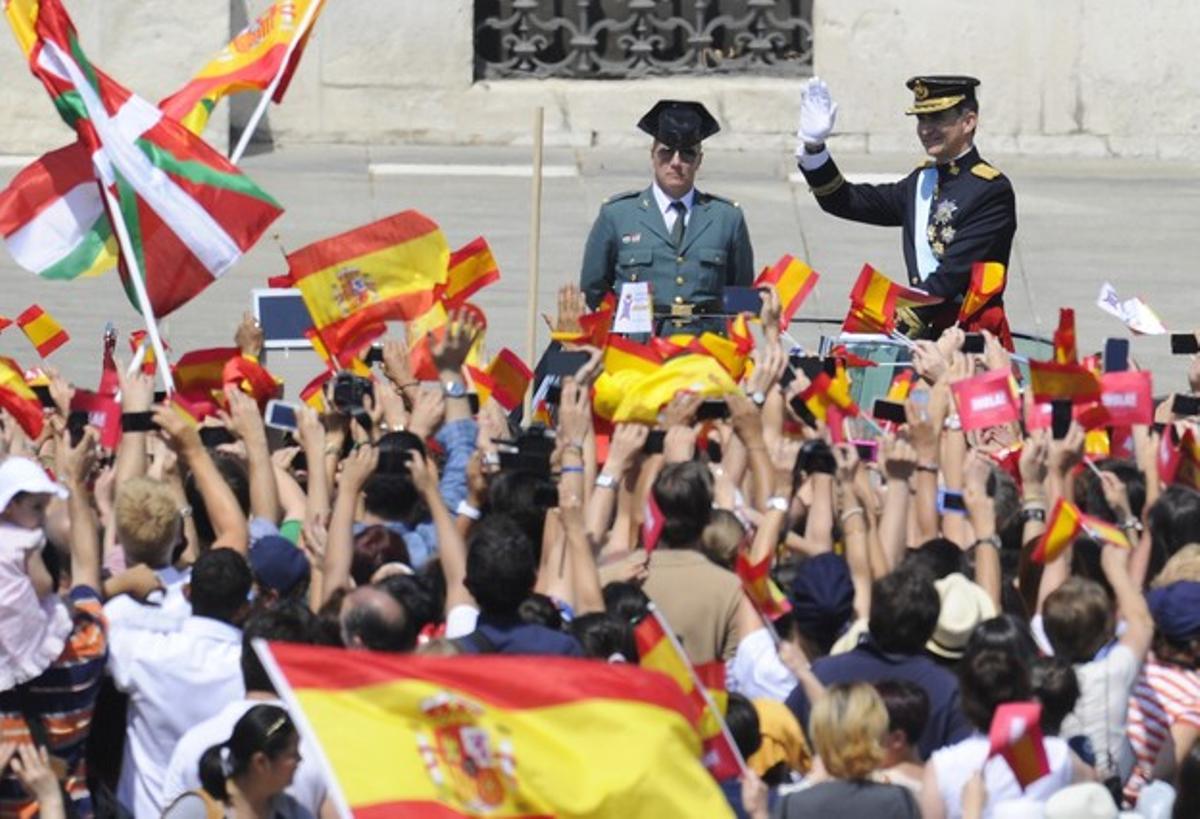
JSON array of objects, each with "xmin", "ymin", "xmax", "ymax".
[{"xmin": 1, "ymin": 142, "xmax": 1198, "ymax": 396}]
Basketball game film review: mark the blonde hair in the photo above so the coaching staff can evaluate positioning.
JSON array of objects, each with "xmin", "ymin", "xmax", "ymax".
[
  {"xmin": 115, "ymin": 478, "xmax": 180, "ymax": 567},
  {"xmin": 700, "ymin": 509, "xmax": 746, "ymax": 569},
  {"xmin": 1152, "ymin": 544, "xmax": 1200, "ymax": 588},
  {"xmin": 808, "ymin": 682, "xmax": 888, "ymax": 779}
]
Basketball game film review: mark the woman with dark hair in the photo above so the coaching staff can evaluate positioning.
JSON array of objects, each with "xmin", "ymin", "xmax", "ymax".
[
  {"xmin": 920, "ymin": 617, "xmax": 1094, "ymax": 818},
  {"xmin": 161, "ymin": 705, "xmax": 310, "ymax": 818}
]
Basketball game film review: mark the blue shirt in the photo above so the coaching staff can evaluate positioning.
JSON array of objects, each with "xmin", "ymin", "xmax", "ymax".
[
  {"xmin": 784, "ymin": 634, "xmax": 971, "ymax": 759},
  {"xmin": 353, "ymin": 417, "xmax": 477, "ymax": 568},
  {"xmin": 461, "ymin": 613, "xmax": 583, "ymax": 657}
]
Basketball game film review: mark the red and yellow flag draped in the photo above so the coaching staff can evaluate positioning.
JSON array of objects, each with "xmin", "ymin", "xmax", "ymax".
[
  {"xmin": 0, "ymin": 356, "xmax": 43, "ymax": 437},
  {"xmin": 842, "ymin": 264, "xmax": 941, "ymax": 333},
  {"xmin": 15, "ymin": 304, "xmax": 68, "ymax": 358},
  {"xmin": 735, "ymin": 549, "xmax": 792, "ymax": 620},
  {"xmin": 958, "ymin": 262, "xmax": 1006, "ymax": 322},
  {"xmin": 1052, "ymin": 308, "xmax": 1077, "ymax": 365},
  {"xmin": 285, "ymin": 210, "xmax": 449, "ymax": 356},
  {"xmin": 754, "ymin": 255, "xmax": 819, "ymax": 330},
  {"xmin": 471, "ymin": 349, "xmax": 533, "ymax": 412},
  {"xmin": 1028, "ymin": 360, "xmax": 1101, "ymax": 404},
  {"xmin": 1033, "ymin": 498, "xmax": 1131, "ymax": 563},
  {"xmin": 442, "ymin": 236, "xmax": 500, "ymax": 308},
  {"xmin": 256, "ymin": 641, "xmax": 732, "ymax": 818}
]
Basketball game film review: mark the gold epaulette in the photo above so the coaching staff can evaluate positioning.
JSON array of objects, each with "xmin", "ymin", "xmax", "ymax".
[{"xmin": 971, "ymin": 162, "xmax": 1002, "ymax": 181}]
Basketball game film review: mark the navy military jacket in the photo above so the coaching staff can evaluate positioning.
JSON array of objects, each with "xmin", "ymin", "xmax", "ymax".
[
  {"xmin": 579, "ymin": 185, "xmax": 754, "ymax": 312},
  {"xmin": 799, "ymin": 146, "xmax": 1016, "ymax": 301}
]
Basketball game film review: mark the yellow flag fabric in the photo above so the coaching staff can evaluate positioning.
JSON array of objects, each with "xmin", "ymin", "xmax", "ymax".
[
  {"xmin": 258, "ymin": 642, "xmax": 732, "ymax": 818},
  {"xmin": 613, "ymin": 355, "xmax": 738, "ymax": 423}
]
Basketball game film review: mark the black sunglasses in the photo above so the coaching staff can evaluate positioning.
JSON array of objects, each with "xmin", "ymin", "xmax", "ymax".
[{"xmin": 655, "ymin": 145, "xmax": 700, "ymax": 164}]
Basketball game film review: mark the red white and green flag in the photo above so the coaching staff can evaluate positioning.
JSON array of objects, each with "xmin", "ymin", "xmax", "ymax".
[{"xmin": 2, "ymin": 0, "xmax": 282, "ymax": 317}]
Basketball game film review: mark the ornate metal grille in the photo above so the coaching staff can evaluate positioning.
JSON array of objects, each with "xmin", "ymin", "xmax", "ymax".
[{"xmin": 474, "ymin": 0, "xmax": 813, "ymax": 79}]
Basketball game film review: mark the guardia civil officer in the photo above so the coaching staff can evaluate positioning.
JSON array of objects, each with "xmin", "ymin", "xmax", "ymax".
[
  {"xmin": 579, "ymin": 100, "xmax": 754, "ymax": 333},
  {"xmin": 796, "ymin": 76, "xmax": 1016, "ymax": 344}
]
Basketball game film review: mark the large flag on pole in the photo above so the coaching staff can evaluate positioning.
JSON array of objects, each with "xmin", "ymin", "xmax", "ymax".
[
  {"xmin": 5, "ymin": 0, "xmax": 284, "ymax": 318},
  {"xmin": 159, "ymin": 0, "xmax": 327, "ymax": 134},
  {"xmin": 255, "ymin": 641, "xmax": 733, "ymax": 818}
]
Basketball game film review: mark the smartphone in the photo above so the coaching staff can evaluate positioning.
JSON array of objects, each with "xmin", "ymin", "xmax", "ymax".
[
  {"xmin": 788, "ymin": 394, "xmax": 818, "ymax": 429},
  {"xmin": 1104, "ymin": 338, "xmax": 1130, "ymax": 373},
  {"xmin": 962, "ymin": 333, "xmax": 986, "ymax": 355},
  {"xmin": 252, "ymin": 288, "xmax": 314, "ymax": 349},
  {"xmin": 789, "ymin": 355, "xmax": 827, "ymax": 381},
  {"xmin": 696, "ymin": 399, "xmax": 731, "ymax": 421},
  {"xmin": 331, "ymin": 373, "xmax": 374, "ymax": 414},
  {"xmin": 1171, "ymin": 333, "xmax": 1200, "ymax": 355},
  {"xmin": 722, "ymin": 286, "xmax": 764, "ymax": 315},
  {"xmin": 1172, "ymin": 394, "xmax": 1200, "ymax": 418},
  {"xmin": 797, "ymin": 439, "xmax": 836, "ymax": 475},
  {"xmin": 153, "ymin": 390, "xmax": 168, "ymax": 404},
  {"xmin": 705, "ymin": 438, "xmax": 723, "ymax": 463},
  {"xmin": 199, "ymin": 426, "xmax": 237, "ymax": 448},
  {"xmin": 543, "ymin": 350, "xmax": 591, "ymax": 378},
  {"xmin": 291, "ymin": 451, "xmax": 308, "ymax": 472},
  {"xmin": 1051, "ymin": 400, "xmax": 1073, "ymax": 440},
  {"xmin": 67, "ymin": 411, "xmax": 88, "ymax": 446},
  {"xmin": 644, "ymin": 430, "xmax": 666, "ymax": 455},
  {"xmin": 32, "ymin": 385, "xmax": 54, "ymax": 409},
  {"xmin": 120, "ymin": 411, "xmax": 158, "ymax": 433},
  {"xmin": 264, "ymin": 400, "xmax": 299, "ymax": 432},
  {"xmin": 938, "ymin": 488, "xmax": 966, "ymax": 515},
  {"xmin": 872, "ymin": 398, "xmax": 908, "ymax": 424},
  {"xmin": 363, "ymin": 345, "xmax": 384, "ymax": 365},
  {"xmin": 853, "ymin": 440, "xmax": 879, "ymax": 463}
]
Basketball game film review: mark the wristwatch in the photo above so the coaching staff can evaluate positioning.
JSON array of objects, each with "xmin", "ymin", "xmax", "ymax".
[
  {"xmin": 595, "ymin": 473, "xmax": 618, "ymax": 490},
  {"xmin": 749, "ymin": 390, "xmax": 766, "ymax": 407},
  {"xmin": 1020, "ymin": 507, "xmax": 1047, "ymax": 524},
  {"xmin": 766, "ymin": 496, "xmax": 789, "ymax": 512},
  {"xmin": 969, "ymin": 534, "xmax": 1002, "ymax": 551},
  {"xmin": 442, "ymin": 380, "xmax": 466, "ymax": 399}
]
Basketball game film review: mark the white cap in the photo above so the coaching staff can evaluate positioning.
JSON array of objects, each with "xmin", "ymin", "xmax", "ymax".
[
  {"xmin": 0, "ymin": 457, "xmax": 68, "ymax": 513},
  {"xmin": 1044, "ymin": 783, "xmax": 1123, "ymax": 819}
]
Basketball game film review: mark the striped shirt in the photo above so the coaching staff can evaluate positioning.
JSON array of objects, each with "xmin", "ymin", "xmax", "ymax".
[
  {"xmin": 1123, "ymin": 654, "xmax": 1200, "ymax": 804},
  {"xmin": 0, "ymin": 586, "xmax": 107, "ymax": 819}
]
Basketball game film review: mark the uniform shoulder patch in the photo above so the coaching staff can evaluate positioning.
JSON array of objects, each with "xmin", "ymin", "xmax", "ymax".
[
  {"xmin": 602, "ymin": 189, "xmax": 641, "ymax": 205},
  {"xmin": 699, "ymin": 191, "xmax": 740, "ymax": 208},
  {"xmin": 916, "ymin": 159, "xmax": 935, "ymax": 169},
  {"xmin": 971, "ymin": 162, "xmax": 1002, "ymax": 181}
]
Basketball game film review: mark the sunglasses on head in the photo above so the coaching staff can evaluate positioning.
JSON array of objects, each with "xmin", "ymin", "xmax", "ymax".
[{"xmin": 655, "ymin": 145, "xmax": 700, "ymax": 164}]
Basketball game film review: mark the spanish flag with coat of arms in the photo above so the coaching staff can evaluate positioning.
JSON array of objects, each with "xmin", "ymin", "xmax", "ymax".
[{"xmin": 255, "ymin": 641, "xmax": 733, "ymax": 818}]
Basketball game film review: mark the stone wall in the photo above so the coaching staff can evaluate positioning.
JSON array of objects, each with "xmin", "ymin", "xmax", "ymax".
[{"xmin": 0, "ymin": 0, "xmax": 1196, "ymax": 160}]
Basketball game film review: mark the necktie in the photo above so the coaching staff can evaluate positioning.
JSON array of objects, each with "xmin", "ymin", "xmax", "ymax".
[{"xmin": 669, "ymin": 200, "xmax": 687, "ymax": 247}]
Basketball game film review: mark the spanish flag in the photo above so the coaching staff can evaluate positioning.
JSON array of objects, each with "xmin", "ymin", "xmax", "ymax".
[
  {"xmin": 173, "ymin": 347, "xmax": 239, "ymax": 397},
  {"xmin": 688, "ymin": 332, "xmax": 750, "ymax": 380},
  {"xmin": 612, "ymin": 355, "xmax": 737, "ymax": 424},
  {"xmin": 256, "ymin": 641, "xmax": 732, "ymax": 818},
  {"xmin": 405, "ymin": 301, "xmax": 488, "ymax": 381},
  {"xmin": 754, "ymin": 255, "xmax": 819, "ymax": 330},
  {"xmin": 129, "ymin": 329, "xmax": 164, "ymax": 376},
  {"xmin": 159, "ymin": 0, "xmax": 327, "ymax": 134},
  {"xmin": 0, "ymin": 356, "xmax": 43, "ymax": 437},
  {"xmin": 16, "ymin": 304, "xmax": 68, "ymax": 358},
  {"xmin": 1028, "ymin": 360, "xmax": 1101, "ymax": 404},
  {"xmin": 958, "ymin": 262, "xmax": 1006, "ymax": 322},
  {"xmin": 988, "ymin": 702, "xmax": 1050, "ymax": 789},
  {"xmin": 304, "ymin": 327, "xmax": 374, "ymax": 378},
  {"xmin": 842, "ymin": 264, "xmax": 940, "ymax": 334},
  {"xmin": 735, "ymin": 549, "xmax": 792, "ymax": 620},
  {"xmin": 604, "ymin": 335, "xmax": 663, "ymax": 376},
  {"xmin": 300, "ymin": 370, "xmax": 330, "ymax": 412},
  {"xmin": 473, "ymin": 349, "xmax": 532, "ymax": 412},
  {"xmin": 285, "ymin": 211, "xmax": 449, "ymax": 356},
  {"xmin": 442, "ymin": 236, "xmax": 500, "ymax": 308},
  {"xmin": 726, "ymin": 312, "xmax": 755, "ymax": 356},
  {"xmin": 885, "ymin": 368, "xmax": 916, "ymax": 402},
  {"xmin": 1032, "ymin": 499, "xmax": 1083, "ymax": 563},
  {"xmin": 800, "ymin": 365, "xmax": 859, "ymax": 423},
  {"xmin": 222, "ymin": 355, "xmax": 282, "ymax": 406},
  {"xmin": 1052, "ymin": 308, "xmax": 1077, "ymax": 365}
]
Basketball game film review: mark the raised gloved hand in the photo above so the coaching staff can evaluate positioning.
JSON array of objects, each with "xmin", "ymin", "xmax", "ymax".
[{"xmin": 796, "ymin": 76, "xmax": 839, "ymax": 155}]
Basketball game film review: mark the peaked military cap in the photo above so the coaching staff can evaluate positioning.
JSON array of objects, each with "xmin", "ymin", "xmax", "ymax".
[
  {"xmin": 637, "ymin": 100, "xmax": 720, "ymax": 148},
  {"xmin": 905, "ymin": 75, "xmax": 980, "ymax": 115}
]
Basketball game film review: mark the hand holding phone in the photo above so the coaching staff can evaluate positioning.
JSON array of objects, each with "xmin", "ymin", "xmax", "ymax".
[{"xmin": 1171, "ymin": 333, "xmax": 1200, "ymax": 355}]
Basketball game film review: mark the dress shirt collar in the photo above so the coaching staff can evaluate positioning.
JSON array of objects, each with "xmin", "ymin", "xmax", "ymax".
[
  {"xmin": 181, "ymin": 615, "xmax": 243, "ymax": 643},
  {"xmin": 651, "ymin": 182, "xmax": 696, "ymax": 218}
]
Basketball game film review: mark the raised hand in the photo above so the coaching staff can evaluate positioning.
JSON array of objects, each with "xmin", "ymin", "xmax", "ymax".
[{"xmin": 797, "ymin": 76, "xmax": 839, "ymax": 149}]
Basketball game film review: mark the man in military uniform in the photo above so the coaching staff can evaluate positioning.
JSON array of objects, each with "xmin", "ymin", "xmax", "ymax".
[
  {"xmin": 795, "ymin": 76, "xmax": 1016, "ymax": 344},
  {"xmin": 580, "ymin": 100, "xmax": 754, "ymax": 333}
]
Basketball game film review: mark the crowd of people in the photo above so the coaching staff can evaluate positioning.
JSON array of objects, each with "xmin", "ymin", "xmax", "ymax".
[{"xmin": 0, "ymin": 284, "xmax": 1198, "ymax": 819}]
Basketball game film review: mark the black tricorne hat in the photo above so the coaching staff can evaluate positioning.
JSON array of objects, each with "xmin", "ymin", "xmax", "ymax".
[
  {"xmin": 905, "ymin": 75, "xmax": 980, "ymax": 115},
  {"xmin": 637, "ymin": 100, "xmax": 720, "ymax": 148}
]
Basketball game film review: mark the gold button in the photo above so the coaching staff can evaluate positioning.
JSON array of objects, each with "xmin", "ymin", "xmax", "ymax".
[
  {"xmin": 676, "ymin": 256, "xmax": 684, "ymax": 263},
  {"xmin": 675, "ymin": 276, "xmax": 684, "ymax": 285},
  {"xmin": 674, "ymin": 296, "xmax": 683, "ymax": 304},
  {"xmin": 631, "ymin": 273, "xmax": 638, "ymax": 281}
]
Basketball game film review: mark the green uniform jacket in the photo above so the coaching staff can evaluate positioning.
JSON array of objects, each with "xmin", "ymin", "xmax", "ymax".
[{"xmin": 579, "ymin": 186, "xmax": 755, "ymax": 312}]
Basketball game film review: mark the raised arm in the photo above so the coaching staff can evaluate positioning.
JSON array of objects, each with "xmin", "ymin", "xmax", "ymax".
[
  {"xmin": 58, "ymin": 428, "xmax": 101, "ymax": 592},
  {"xmin": 222, "ymin": 387, "xmax": 280, "ymax": 525},
  {"xmin": 321, "ymin": 444, "xmax": 378, "ymax": 604}
]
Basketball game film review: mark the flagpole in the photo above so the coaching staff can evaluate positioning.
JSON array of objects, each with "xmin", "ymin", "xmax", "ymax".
[
  {"xmin": 99, "ymin": 184, "xmax": 176, "ymax": 394},
  {"xmin": 648, "ymin": 604, "xmax": 749, "ymax": 777},
  {"xmin": 525, "ymin": 106, "xmax": 544, "ymax": 420},
  {"xmin": 229, "ymin": 0, "xmax": 324, "ymax": 165}
]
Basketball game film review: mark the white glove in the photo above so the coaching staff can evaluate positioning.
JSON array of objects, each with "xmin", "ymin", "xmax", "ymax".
[{"xmin": 796, "ymin": 76, "xmax": 839, "ymax": 152}]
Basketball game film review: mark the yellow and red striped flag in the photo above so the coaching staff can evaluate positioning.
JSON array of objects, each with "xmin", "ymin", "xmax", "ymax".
[
  {"xmin": 603, "ymin": 335, "xmax": 664, "ymax": 376},
  {"xmin": 988, "ymin": 701, "xmax": 1050, "ymax": 789},
  {"xmin": 173, "ymin": 347, "xmax": 239, "ymax": 397},
  {"xmin": 688, "ymin": 332, "xmax": 750, "ymax": 380},
  {"xmin": 1052, "ymin": 308, "xmax": 1078, "ymax": 365},
  {"xmin": 442, "ymin": 236, "xmax": 500, "ymax": 308},
  {"xmin": 726, "ymin": 312, "xmax": 755, "ymax": 356},
  {"xmin": 159, "ymin": 0, "xmax": 327, "ymax": 134},
  {"xmin": 222, "ymin": 355, "xmax": 282, "ymax": 406},
  {"xmin": 634, "ymin": 607, "xmax": 744, "ymax": 780},
  {"xmin": 885, "ymin": 368, "xmax": 916, "ymax": 402},
  {"xmin": 299, "ymin": 371, "xmax": 330, "ymax": 412},
  {"xmin": 15, "ymin": 304, "xmax": 68, "ymax": 358},
  {"xmin": 842, "ymin": 264, "xmax": 941, "ymax": 333},
  {"xmin": 1032, "ymin": 499, "xmax": 1084, "ymax": 563},
  {"xmin": 612, "ymin": 355, "xmax": 737, "ymax": 424},
  {"xmin": 735, "ymin": 549, "xmax": 792, "ymax": 620},
  {"xmin": 1028, "ymin": 360, "xmax": 1102, "ymax": 404},
  {"xmin": 958, "ymin": 262, "xmax": 1006, "ymax": 322},
  {"xmin": 473, "ymin": 349, "xmax": 533, "ymax": 412},
  {"xmin": 256, "ymin": 641, "xmax": 732, "ymax": 818},
  {"xmin": 0, "ymin": 356, "xmax": 43, "ymax": 437},
  {"xmin": 128, "ymin": 329, "xmax": 165, "ymax": 376},
  {"xmin": 799, "ymin": 364, "xmax": 859, "ymax": 423},
  {"xmin": 285, "ymin": 211, "xmax": 449, "ymax": 356},
  {"xmin": 754, "ymin": 255, "xmax": 819, "ymax": 330}
]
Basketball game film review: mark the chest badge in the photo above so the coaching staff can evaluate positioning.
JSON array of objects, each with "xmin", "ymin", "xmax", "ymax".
[
  {"xmin": 621, "ymin": 233, "xmax": 642, "ymax": 245},
  {"xmin": 932, "ymin": 199, "xmax": 959, "ymax": 225}
]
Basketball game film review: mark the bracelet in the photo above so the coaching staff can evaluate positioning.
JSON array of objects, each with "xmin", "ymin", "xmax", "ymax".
[
  {"xmin": 916, "ymin": 463, "xmax": 938, "ymax": 473},
  {"xmin": 395, "ymin": 381, "xmax": 419, "ymax": 391},
  {"xmin": 840, "ymin": 507, "xmax": 865, "ymax": 524},
  {"xmin": 561, "ymin": 465, "xmax": 585, "ymax": 474},
  {"xmin": 455, "ymin": 500, "xmax": 482, "ymax": 521},
  {"xmin": 1019, "ymin": 507, "xmax": 1046, "ymax": 524},
  {"xmin": 1120, "ymin": 517, "xmax": 1144, "ymax": 534},
  {"xmin": 969, "ymin": 534, "xmax": 1002, "ymax": 551},
  {"xmin": 561, "ymin": 442, "xmax": 584, "ymax": 454}
]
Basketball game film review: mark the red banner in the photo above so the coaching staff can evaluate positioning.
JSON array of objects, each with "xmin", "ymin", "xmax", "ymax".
[
  {"xmin": 952, "ymin": 370, "xmax": 1019, "ymax": 431},
  {"xmin": 1099, "ymin": 370, "xmax": 1153, "ymax": 426}
]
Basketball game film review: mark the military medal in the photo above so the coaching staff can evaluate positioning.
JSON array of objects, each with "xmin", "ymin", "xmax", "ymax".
[{"xmin": 933, "ymin": 200, "xmax": 958, "ymax": 225}]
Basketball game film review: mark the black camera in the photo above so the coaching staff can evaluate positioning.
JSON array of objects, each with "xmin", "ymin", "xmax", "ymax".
[{"xmin": 331, "ymin": 373, "xmax": 374, "ymax": 414}]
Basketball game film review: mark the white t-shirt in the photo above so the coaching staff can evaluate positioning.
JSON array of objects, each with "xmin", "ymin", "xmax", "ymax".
[
  {"xmin": 160, "ymin": 698, "xmax": 328, "ymax": 815},
  {"xmin": 728, "ymin": 627, "xmax": 798, "ymax": 701},
  {"xmin": 931, "ymin": 733, "xmax": 1075, "ymax": 819},
  {"xmin": 103, "ymin": 565, "xmax": 191, "ymax": 634},
  {"xmin": 445, "ymin": 603, "xmax": 479, "ymax": 639},
  {"xmin": 1060, "ymin": 643, "xmax": 1141, "ymax": 781},
  {"xmin": 108, "ymin": 616, "xmax": 245, "ymax": 818}
]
